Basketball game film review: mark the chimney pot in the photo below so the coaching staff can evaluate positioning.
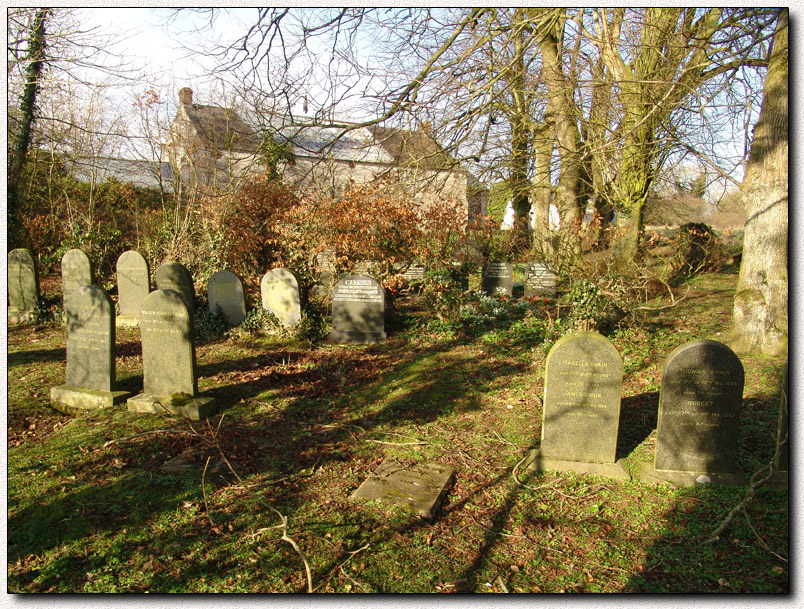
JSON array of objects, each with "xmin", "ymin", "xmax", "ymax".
[{"xmin": 179, "ymin": 87, "xmax": 193, "ymax": 105}]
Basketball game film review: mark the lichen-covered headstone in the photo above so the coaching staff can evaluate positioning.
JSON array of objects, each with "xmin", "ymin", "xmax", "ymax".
[
  {"xmin": 524, "ymin": 262, "xmax": 557, "ymax": 298},
  {"xmin": 528, "ymin": 331, "xmax": 628, "ymax": 479},
  {"xmin": 50, "ymin": 285, "xmax": 131, "ymax": 414},
  {"xmin": 61, "ymin": 248, "xmax": 92, "ymax": 308},
  {"xmin": 8, "ymin": 248, "xmax": 39, "ymax": 323},
  {"xmin": 261, "ymin": 268, "xmax": 301, "ymax": 327},
  {"xmin": 127, "ymin": 289, "xmax": 215, "ymax": 420},
  {"xmin": 641, "ymin": 339, "xmax": 746, "ymax": 486},
  {"xmin": 116, "ymin": 250, "xmax": 150, "ymax": 327},
  {"xmin": 208, "ymin": 269, "xmax": 246, "ymax": 326},
  {"xmin": 481, "ymin": 261, "xmax": 513, "ymax": 296},
  {"xmin": 328, "ymin": 274, "xmax": 386, "ymax": 344},
  {"xmin": 154, "ymin": 261, "xmax": 195, "ymax": 315}
]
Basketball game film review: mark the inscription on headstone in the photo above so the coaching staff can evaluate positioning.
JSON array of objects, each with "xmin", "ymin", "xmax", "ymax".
[
  {"xmin": 61, "ymin": 249, "xmax": 92, "ymax": 308},
  {"xmin": 208, "ymin": 269, "xmax": 246, "ymax": 326},
  {"xmin": 524, "ymin": 262, "xmax": 558, "ymax": 298},
  {"xmin": 481, "ymin": 261, "xmax": 513, "ymax": 296},
  {"xmin": 50, "ymin": 285, "xmax": 131, "ymax": 414},
  {"xmin": 328, "ymin": 274, "xmax": 386, "ymax": 344},
  {"xmin": 261, "ymin": 268, "xmax": 301, "ymax": 327},
  {"xmin": 154, "ymin": 261, "xmax": 195, "ymax": 315},
  {"xmin": 116, "ymin": 250, "xmax": 151, "ymax": 326},
  {"xmin": 528, "ymin": 331, "xmax": 628, "ymax": 479},
  {"xmin": 8, "ymin": 248, "xmax": 39, "ymax": 323},
  {"xmin": 642, "ymin": 339, "xmax": 746, "ymax": 486},
  {"xmin": 127, "ymin": 289, "xmax": 215, "ymax": 420}
]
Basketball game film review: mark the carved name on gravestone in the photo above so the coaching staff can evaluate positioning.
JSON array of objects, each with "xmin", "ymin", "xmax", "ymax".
[
  {"xmin": 50, "ymin": 285, "xmax": 131, "ymax": 414},
  {"xmin": 208, "ymin": 269, "xmax": 246, "ymax": 326},
  {"xmin": 351, "ymin": 457, "xmax": 455, "ymax": 519},
  {"xmin": 641, "ymin": 339, "xmax": 746, "ymax": 486},
  {"xmin": 329, "ymin": 274, "xmax": 386, "ymax": 344},
  {"xmin": 481, "ymin": 261, "xmax": 513, "ymax": 296},
  {"xmin": 116, "ymin": 250, "xmax": 151, "ymax": 327},
  {"xmin": 528, "ymin": 331, "xmax": 629, "ymax": 480},
  {"xmin": 61, "ymin": 249, "xmax": 92, "ymax": 309},
  {"xmin": 154, "ymin": 261, "xmax": 195, "ymax": 315},
  {"xmin": 261, "ymin": 268, "xmax": 301, "ymax": 327},
  {"xmin": 127, "ymin": 289, "xmax": 215, "ymax": 420},
  {"xmin": 524, "ymin": 262, "xmax": 557, "ymax": 298},
  {"xmin": 8, "ymin": 248, "xmax": 39, "ymax": 323}
]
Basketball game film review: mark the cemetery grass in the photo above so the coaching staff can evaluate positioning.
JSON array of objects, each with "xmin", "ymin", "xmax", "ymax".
[{"xmin": 7, "ymin": 270, "xmax": 788, "ymax": 593}]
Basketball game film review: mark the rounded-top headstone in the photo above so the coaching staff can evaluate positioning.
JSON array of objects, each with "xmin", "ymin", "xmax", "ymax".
[
  {"xmin": 261, "ymin": 268, "xmax": 301, "ymax": 327},
  {"xmin": 208, "ymin": 269, "xmax": 246, "ymax": 326},
  {"xmin": 154, "ymin": 261, "xmax": 195, "ymax": 315},
  {"xmin": 65, "ymin": 284, "xmax": 115, "ymax": 392},
  {"xmin": 61, "ymin": 248, "xmax": 93, "ymax": 303},
  {"xmin": 8, "ymin": 248, "xmax": 39, "ymax": 313},
  {"xmin": 116, "ymin": 250, "xmax": 151, "ymax": 316}
]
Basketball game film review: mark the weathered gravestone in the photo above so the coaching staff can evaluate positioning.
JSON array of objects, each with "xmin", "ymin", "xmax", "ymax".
[
  {"xmin": 154, "ymin": 261, "xmax": 195, "ymax": 315},
  {"xmin": 351, "ymin": 457, "xmax": 455, "ymax": 519},
  {"xmin": 640, "ymin": 339, "xmax": 746, "ymax": 486},
  {"xmin": 116, "ymin": 250, "xmax": 151, "ymax": 327},
  {"xmin": 524, "ymin": 262, "xmax": 558, "ymax": 299},
  {"xmin": 481, "ymin": 261, "xmax": 513, "ymax": 297},
  {"xmin": 527, "ymin": 331, "xmax": 629, "ymax": 480},
  {"xmin": 61, "ymin": 248, "xmax": 92, "ymax": 309},
  {"xmin": 50, "ymin": 285, "xmax": 132, "ymax": 414},
  {"xmin": 8, "ymin": 248, "xmax": 39, "ymax": 324},
  {"xmin": 328, "ymin": 274, "xmax": 386, "ymax": 344},
  {"xmin": 261, "ymin": 268, "xmax": 301, "ymax": 327},
  {"xmin": 311, "ymin": 250, "xmax": 336, "ymax": 296},
  {"xmin": 127, "ymin": 289, "xmax": 216, "ymax": 420},
  {"xmin": 208, "ymin": 269, "xmax": 246, "ymax": 326}
]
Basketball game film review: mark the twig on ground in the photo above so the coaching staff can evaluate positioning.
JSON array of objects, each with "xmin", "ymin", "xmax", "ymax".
[
  {"xmin": 202, "ymin": 456, "xmax": 214, "ymax": 526},
  {"xmin": 267, "ymin": 505, "xmax": 313, "ymax": 593},
  {"xmin": 102, "ymin": 429, "xmax": 208, "ymax": 448}
]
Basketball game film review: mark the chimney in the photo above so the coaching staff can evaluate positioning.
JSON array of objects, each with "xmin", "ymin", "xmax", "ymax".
[{"xmin": 179, "ymin": 87, "xmax": 193, "ymax": 105}]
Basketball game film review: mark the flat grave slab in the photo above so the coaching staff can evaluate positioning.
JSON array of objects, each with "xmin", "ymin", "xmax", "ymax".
[{"xmin": 351, "ymin": 457, "xmax": 455, "ymax": 519}]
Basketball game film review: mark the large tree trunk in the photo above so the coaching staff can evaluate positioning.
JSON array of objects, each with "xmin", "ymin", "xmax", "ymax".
[{"xmin": 731, "ymin": 9, "xmax": 788, "ymax": 356}]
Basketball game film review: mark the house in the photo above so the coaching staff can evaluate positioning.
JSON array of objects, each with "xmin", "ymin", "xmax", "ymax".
[{"xmin": 166, "ymin": 88, "xmax": 486, "ymax": 224}]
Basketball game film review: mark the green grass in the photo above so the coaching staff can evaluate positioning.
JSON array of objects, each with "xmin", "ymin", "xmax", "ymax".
[{"xmin": 7, "ymin": 271, "xmax": 788, "ymax": 593}]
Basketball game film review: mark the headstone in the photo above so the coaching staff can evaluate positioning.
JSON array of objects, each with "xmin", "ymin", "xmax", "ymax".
[
  {"xmin": 351, "ymin": 457, "xmax": 455, "ymax": 520},
  {"xmin": 208, "ymin": 269, "xmax": 246, "ymax": 326},
  {"xmin": 481, "ymin": 261, "xmax": 513, "ymax": 296},
  {"xmin": 261, "ymin": 268, "xmax": 301, "ymax": 327},
  {"xmin": 8, "ymin": 248, "xmax": 39, "ymax": 323},
  {"xmin": 116, "ymin": 250, "xmax": 150, "ymax": 327},
  {"xmin": 640, "ymin": 339, "xmax": 746, "ymax": 486},
  {"xmin": 154, "ymin": 261, "xmax": 195, "ymax": 315},
  {"xmin": 311, "ymin": 250, "xmax": 336, "ymax": 296},
  {"xmin": 528, "ymin": 331, "xmax": 629, "ymax": 479},
  {"xmin": 524, "ymin": 262, "xmax": 558, "ymax": 298},
  {"xmin": 50, "ymin": 285, "xmax": 131, "ymax": 414},
  {"xmin": 127, "ymin": 289, "xmax": 216, "ymax": 420},
  {"xmin": 61, "ymin": 249, "xmax": 92, "ymax": 308},
  {"xmin": 328, "ymin": 274, "xmax": 386, "ymax": 344}
]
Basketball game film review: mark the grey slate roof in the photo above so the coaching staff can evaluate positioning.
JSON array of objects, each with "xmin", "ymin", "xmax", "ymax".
[{"xmin": 69, "ymin": 157, "xmax": 175, "ymax": 192}]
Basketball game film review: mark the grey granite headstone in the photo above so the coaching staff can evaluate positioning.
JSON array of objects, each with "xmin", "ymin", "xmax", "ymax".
[
  {"xmin": 8, "ymin": 248, "xmax": 39, "ymax": 323},
  {"xmin": 328, "ymin": 274, "xmax": 386, "ymax": 344},
  {"xmin": 527, "ymin": 331, "xmax": 628, "ymax": 480},
  {"xmin": 154, "ymin": 261, "xmax": 195, "ymax": 315},
  {"xmin": 116, "ymin": 250, "xmax": 150, "ymax": 327},
  {"xmin": 351, "ymin": 457, "xmax": 455, "ymax": 519},
  {"xmin": 127, "ymin": 289, "xmax": 215, "ymax": 420},
  {"xmin": 481, "ymin": 261, "xmax": 513, "ymax": 296},
  {"xmin": 640, "ymin": 339, "xmax": 746, "ymax": 486},
  {"xmin": 261, "ymin": 268, "xmax": 301, "ymax": 327},
  {"xmin": 50, "ymin": 285, "xmax": 131, "ymax": 414},
  {"xmin": 524, "ymin": 262, "xmax": 557, "ymax": 298},
  {"xmin": 208, "ymin": 269, "xmax": 246, "ymax": 326},
  {"xmin": 61, "ymin": 249, "xmax": 92, "ymax": 308}
]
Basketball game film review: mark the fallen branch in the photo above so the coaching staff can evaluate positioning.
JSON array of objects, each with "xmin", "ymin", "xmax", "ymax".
[
  {"xmin": 102, "ymin": 429, "xmax": 209, "ymax": 448},
  {"xmin": 267, "ymin": 506, "xmax": 314, "ymax": 593}
]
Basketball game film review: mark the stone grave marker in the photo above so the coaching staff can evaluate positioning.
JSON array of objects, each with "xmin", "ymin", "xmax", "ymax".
[
  {"xmin": 116, "ymin": 250, "xmax": 151, "ymax": 327},
  {"xmin": 328, "ymin": 274, "xmax": 386, "ymax": 344},
  {"xmin": 208, "ymin": 269, "xmax": 246, "ymax": 326},
  {"xmin": 8, "ymin": 248, "xmax": 39, "ymax": 324},
  {"xmin": 481, "ymin": 261, "xmax": 513, "ymax": 296},
  {"xmin": 351, "ymin": 457, "xmax": 455, "ymax": 519},
  {"xmin": 127, "ymin": 289, "xmax": 215, "ymax": 420},
  {"xmin": 154, "ymin": 261, "xmax": 195, "ymax": 315},
  {"xmin": 61, "ymin": 248, "xmax": 92, "ymax": 308},
  {"xmin": 50, "ymin": 285, "xmax": 131, "ymax": 414},
  {"xmin": 311, "ymin": 249, "xmax": 336, "ymax": 296},
  {"xmin": 261, "ymin": 268, "xmax": 301, "ymax": 327},
  {"xmin": 527, "ymin": 331, "xmax": 629, "ymax": 480},
  {"xmin": 524, "ymin": 262, "xmax": 558, "ymax": 298},
  {"xmin": 640, "ymin": 339, "xmax": 746, "ymax": 486}
]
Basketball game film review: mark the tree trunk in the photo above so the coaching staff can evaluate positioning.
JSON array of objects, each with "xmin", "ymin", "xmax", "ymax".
[{"xmin": 731, "ymin": 9, "xmax": 788, "ymax": 356}]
